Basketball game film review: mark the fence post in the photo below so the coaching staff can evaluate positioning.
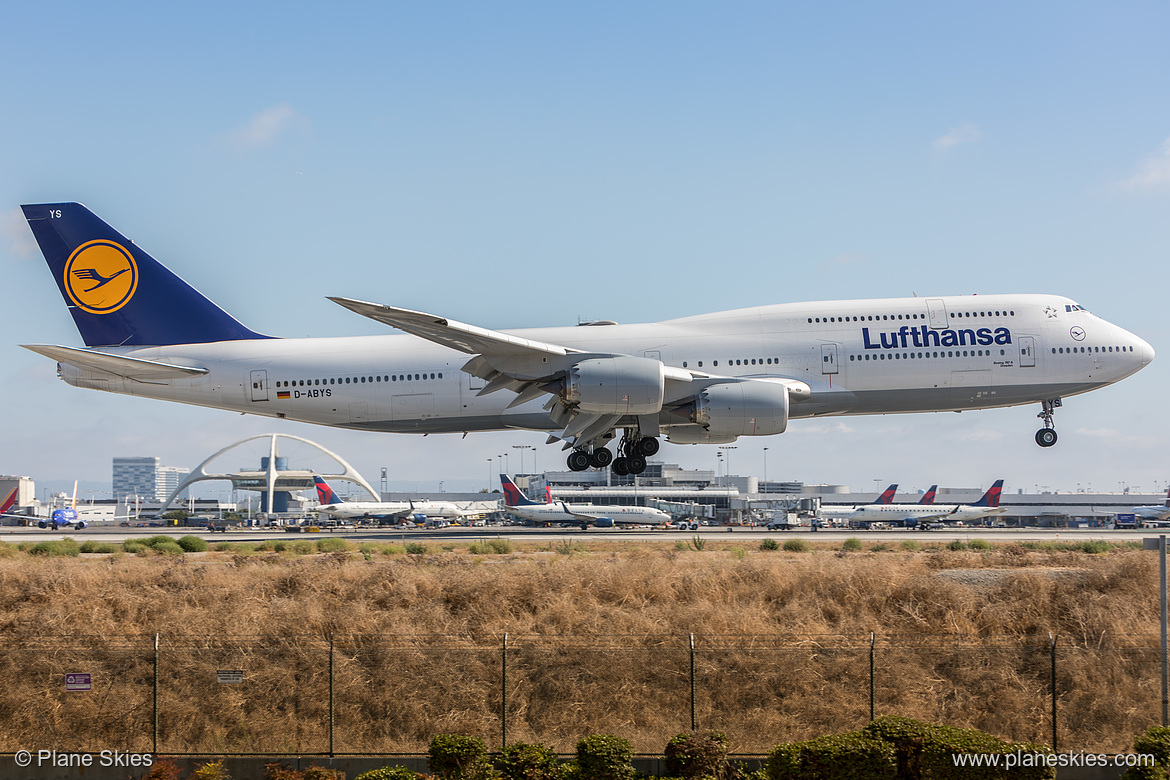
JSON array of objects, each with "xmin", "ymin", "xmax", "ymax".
[
  {"xmin": 1049, "ymin": 633, "xmax": 1057, "ymax": 751},
  {"xmin": 329, "ymin": 633, "xmax": 335, "ymax": 758},
  {"xmin": 689, "ymin": 633, "xmax": 696, "ymax": 731},
  {"xmin": 501, "ymin": 633, "xmax": 508, "ymax": 748},
  {"xmin": 153, "ymin": 633, "xmax": 159, "ymax": 755},
  {"xmin": 869, "ymin": 632, "xmax": 875, "ymax": 722}
]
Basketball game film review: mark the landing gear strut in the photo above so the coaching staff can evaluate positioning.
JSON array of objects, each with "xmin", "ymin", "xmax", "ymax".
[
  {"xmin": 611, "ymin": 432, "xmax": 657, "ymax": 475},
  {"xmin": 1035, "ymin": 398, "xmax": 1061, "ymax": 448}
]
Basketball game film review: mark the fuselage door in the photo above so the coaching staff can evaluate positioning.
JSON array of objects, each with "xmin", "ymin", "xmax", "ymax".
[
  {"xmin": 249, "ymin": 370, "xmax": 270, "ymax": 402},
  {"xmin": 1019, "ymin": 336, "xmax": 1036, "ymax": 368},
  {"xmin": 927, "ymin": 299, "xmax": 949, "ymax": 329},
  {"xmin": 820, "ymin": 343, "xmax": 839, "ymax": 375}
]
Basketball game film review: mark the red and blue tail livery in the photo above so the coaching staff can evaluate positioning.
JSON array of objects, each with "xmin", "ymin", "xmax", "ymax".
[
  {"xmin": 501, "ymin": 474, "xmax": 541, "ymax": 506},
  {"xmin": 918, "ymin": 485, "xmax": 937, "ymax": 505},
  {"xmin": 22, "ymin": 203, "xmax": 269, "ymax": 348},
  {"xmin": 972, "ymin": 479, "xmax": 1004, "ymax": 508},
  {"xmin": 873, "ymin": 484, "xmax": 898, "ymax": 504},
  {"xmin": 314, "ymin": 476, "xmax": 344, "ymax": 505}
]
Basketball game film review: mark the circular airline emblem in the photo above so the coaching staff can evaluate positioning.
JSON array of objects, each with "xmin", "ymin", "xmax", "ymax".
[
  {"xmin": 63, "ymin": 240, "xmax": 138, "ymax": 314},
  {"xmin": 1070, "ymin": 326, "xmax": 1086, "ymax": 341}
]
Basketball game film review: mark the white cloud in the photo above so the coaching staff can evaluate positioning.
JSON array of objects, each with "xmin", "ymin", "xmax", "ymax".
[
  {"xmin": 932, "ymin": 122, "xmax": 983, "ymax": 152},
  {"xmin": 226, "ymin": 103, "xmax": 299, "ymax": 150},
  {"xmin": 0, "ymin": 207, "xmax": 37, "ymax": 259},
  {"xmin": 1117, "ymin": 137, "xmax": 1170, "ymax": 191}
]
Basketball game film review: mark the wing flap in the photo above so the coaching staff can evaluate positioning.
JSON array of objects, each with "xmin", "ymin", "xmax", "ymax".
[{"xmin": 21, "ymin": 344, "xmax": 209, "ymax": 380}]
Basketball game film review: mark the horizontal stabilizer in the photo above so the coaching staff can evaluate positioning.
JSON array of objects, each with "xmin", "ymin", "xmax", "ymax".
[{"xmin": 21, "ymin": 344, "xmax": 208, "ymax": 380}]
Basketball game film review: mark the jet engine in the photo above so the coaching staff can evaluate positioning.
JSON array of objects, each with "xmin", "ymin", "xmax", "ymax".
[
  {"xmin": 563, "ymin": 356, "xmax": 665, "ymax": 415},
  {"xmin": 680, "ymin": 381, "xmax": 790, "ymax": 437}
]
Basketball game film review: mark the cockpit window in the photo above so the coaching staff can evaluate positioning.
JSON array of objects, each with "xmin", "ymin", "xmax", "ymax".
[{"xmin": 1065, "ymin": 304, "xmax": 1088, "ymax": 313}]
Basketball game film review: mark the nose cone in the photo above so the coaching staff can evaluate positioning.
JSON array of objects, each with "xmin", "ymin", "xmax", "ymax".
[{"xmin": 1138, "ymin": 335, "xmax": 1156, "ymax": 367}]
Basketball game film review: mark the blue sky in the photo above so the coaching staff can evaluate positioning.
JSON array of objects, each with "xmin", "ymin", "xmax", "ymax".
[{"xmin": 2, "ymin": 2, "xmax": 1168, "ymax": 500}]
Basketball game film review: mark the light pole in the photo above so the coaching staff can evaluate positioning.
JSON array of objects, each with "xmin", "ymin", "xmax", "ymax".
[
  {"xmin": 716, "ymin": 452, "xmax": 724, "ymax": 487},
  {"xmin": 487, "ymin": 458, "xmax": 493, "ymax": 492},
  {"xmin": 499, "ymin": 453, "xmax": 509, "ymax": 475},
  {"xmin": 719, "ymin": 446, "xmax": 737, "ymax": 488},
  {"xmin": 763, "ymin": 447, "xmax": 769, "ymax": 494},
  {"xmin": 512, "ymin": 445, "xmax": 534, "ymax": 475}
]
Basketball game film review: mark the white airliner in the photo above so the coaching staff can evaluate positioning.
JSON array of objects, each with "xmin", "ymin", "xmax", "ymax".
[
  {"xmin": 832, "ymin": 481, "xmax": 1006, "ymax": 526},
  {"xmin": 1130, "ymin": 487, "xmax": 1170, "ymax": 522},
  {"xmin": 500, "ymin": 475, "xmax": 671, "ymax": 528},
  {"xmin": 815, "ymin": 484, "xmax": 899, "ymax": 523},
  {"xmin": 20, "ymin": 203, "xmax": 1155, "ymax": 475},
  {"xmin": 312, "ymin": 477, "xmax": 412, "ymax": 522}
]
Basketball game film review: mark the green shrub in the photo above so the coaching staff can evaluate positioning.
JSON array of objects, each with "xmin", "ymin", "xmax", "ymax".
[
  {"xmin": 123, "ymin": 541, "xmax": 145, "ymax": 554},
  {"xmin": 968, "ymin": 538, "xmax": 991, "ymax": 551},
  {"xmin": 152, "ymin": 540, "xmax": 186, "ymax": 555},
  {"xmin": 428, "ymin": 734, "xmax": 493, "ymax": 779},
  {"xmin": 0, "ymin": 542, "xmax": 15, "ymax": 558},
  {"xmin": 316, "ymin": 537, "xmax": 350, "ymax": 553},
  {"xmin": 469, "ymin": 540, "xmax": 514, "ymax": 555},
  {"xmin": 1080, "ymin": 539, "xmax": 1111, "ymax": 554},
  {"xmin": 494, "ymin": 741, "xmax": 560, "ymax": 780},
  {"xmin": 864, "ymin": 715, "xmax": 1054, "ymax": 779},
  {"xmin": 674, "ymin": 540, "xmax": 690, "ymax": 552},
  {"xmin": 1126, "ymin": 725, "xmax": 1170, "ymax": 779},
  {"xmin": 576, "ymin": 734, "xmax": 634, "ymax": 780},
  {"xmin": 841, "ymin": 537, "xmax": 863, "ymax": 552},
  {"xmin": 292, "ymin": 540, "xmax": 317, "ymax": 555},
  {"xmin": 177, "ymin": 535, "xmax": 210, "ymax": 552},
  {"xmin": 869, "ymin": 543, "xmax": 890, "ymax": 552},
  {"xmin": 405, "ymin": 542, "xmax": 428, "ymax": 555},
  {"xmin": 947, "ymin": 540, "xmax": 968, "ymax": 551},
  {"xmin": 766, "ymin": 731, "xmax": 896, "ymax": 780},
  {"xmin": 354, "ymin": 768, "xmax": 421, "ymax": 780},
  {"xmin": 759, "ymin": 538, "xmax": 780, "ymax": 551},
  {"xmin": 664, "ymin": 732, "xmax": 730, "ymax": 779},
  {"xmin": 79, "ymin": 540, "xmax": 118, "ymax": 554},
  {"xmin": 783, "ymin": 539, "xmax": 810, "ymax": 553},
  {"xmin": 900, "ymin": 540, "xmax": 921, "ymax": 551},
  {"xmin": 27, "ymin": 538, "xmax": 81, "ymax": 557}
]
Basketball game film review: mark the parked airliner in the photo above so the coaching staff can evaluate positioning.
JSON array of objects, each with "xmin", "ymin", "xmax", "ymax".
[
  {"xmin": 833, "ymin": 480, "xmax": 1006, "ymax": 526},
  {"xmin": 1130, "ymin": 487, "xmax": 1170, "ymax": 522},
  {"xmin": 313, "ymin": 477, "xmax": 412, "ymax": 522},
  {"xmin": 20, "ymin": 203, "xmax": 1154, "ymax": 474},
  {"xmin": 500, "ymin": 475, "xmax": 671, "ymax": 528},
  {"xmin": 815, "ymin": 484, "xmax": 899, "ymax": 523}
]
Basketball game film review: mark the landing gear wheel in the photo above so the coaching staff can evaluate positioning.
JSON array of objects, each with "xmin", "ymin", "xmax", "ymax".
[
  {"xmin": 634, "ymin": 437, "xmax": 660, "ymax": 457},
  {"xmin": 611, "ymin": 457, "xmax": 630, "ymax": 476},
  {"xmin": 589, "ymin": 448, "xmax": 613, "ymax": 468},
  {"xmin": 1035, "ymin": 428, "xmax": 1058, "ymax": 448},
  {"xmin": 626, "ymin": 455, "xmax": 647, "ymax": 474},
  {"xmin": 567, "ymin": 450, "xmax": 591, "ymax": 471}
]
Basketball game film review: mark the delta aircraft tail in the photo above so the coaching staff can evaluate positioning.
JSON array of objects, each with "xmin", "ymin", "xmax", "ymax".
[
  {"xmin": 314, "ymin": 476, "xmax": 344, "ymax": 506},
  {"xmin": 919, "ymin": 485, "xmax": 937, "ymax": 505},
  {"xmin": 21, "ymin": 202, "xmax": 269, "ymax": 347},
  {"xmin": 971, "ymin": 480, "xmax": 1005, "ymax": 508},
  {"xmin": 874, "ymin": 484, "xmax": 898, "ymax": 504},
  {"xmin": 501, "ymin": 475, "xmax": 541, "ymax": 506}
]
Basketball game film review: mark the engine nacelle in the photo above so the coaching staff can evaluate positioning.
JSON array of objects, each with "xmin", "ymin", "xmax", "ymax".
[
  {"xmin": 565, "ymin": 356, "xmax": 664, "ymax": 416},
  {"xmin": 664, "ymin": 428, "xmax": 740, "ymax": 445},
  {"xmin": 689, "ymin": 381, "xmax": 790, "ymax": 437}
]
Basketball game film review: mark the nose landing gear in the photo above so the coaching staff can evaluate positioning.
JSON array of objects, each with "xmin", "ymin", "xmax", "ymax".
[{"xmin": 1035, "ymin": 398, "xmax": 1061, "ymax": 447}]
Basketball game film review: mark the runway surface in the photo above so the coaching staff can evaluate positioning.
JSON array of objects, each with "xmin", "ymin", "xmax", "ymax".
[{"xmin": 0, "ymin": 524, "xmax": 1153, "ymax": 545}]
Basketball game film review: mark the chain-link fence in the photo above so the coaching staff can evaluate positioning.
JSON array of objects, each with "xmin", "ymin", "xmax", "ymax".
[{"xmin": 0, "ymin": 633, "xmax": 1159, "ymax": 755}]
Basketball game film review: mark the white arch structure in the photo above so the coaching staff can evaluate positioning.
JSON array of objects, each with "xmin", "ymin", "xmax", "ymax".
[{"xmin": 158, "ymin": 433, "xmax": 379, "ymax": 516}]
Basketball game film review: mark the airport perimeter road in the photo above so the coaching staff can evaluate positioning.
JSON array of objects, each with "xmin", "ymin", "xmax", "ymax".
[{"xmin": 0, "ymin": 525, "xmax": 1150, "ymax": 546}]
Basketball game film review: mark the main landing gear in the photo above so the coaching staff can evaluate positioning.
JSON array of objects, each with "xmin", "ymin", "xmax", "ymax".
[
  {"xmin": 566, "ymin": 433, "xmax": 659, "ymax": 475},
  {"xmin": 1035, "ymin": 398, "xmax": 1061, "ymax": 448}
]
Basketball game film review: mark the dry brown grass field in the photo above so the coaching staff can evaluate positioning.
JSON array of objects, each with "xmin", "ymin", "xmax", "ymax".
[{"xmin": 0, "ymin": 537, "xmax": 1159, "ymax": 756}]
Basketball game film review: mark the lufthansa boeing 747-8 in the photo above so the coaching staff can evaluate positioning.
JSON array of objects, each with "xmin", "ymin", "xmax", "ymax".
[{"xmin": 20, "ymin": 203, "xmax": 1154, "ymax": 475}]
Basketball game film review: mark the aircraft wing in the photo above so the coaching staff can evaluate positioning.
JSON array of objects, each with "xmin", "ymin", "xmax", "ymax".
[
  {"xmin": 21, "ymin": 345, "xmax": 209, "ymax": 380},
  {"xmin": 328, "ymin": 298, "xmax": 576, "ymax": 359}
]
